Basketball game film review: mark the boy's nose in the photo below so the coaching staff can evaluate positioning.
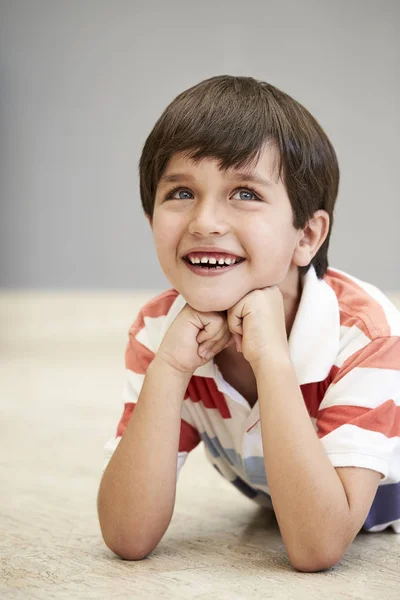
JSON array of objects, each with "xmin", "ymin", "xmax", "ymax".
[{"xmin": 187, "ymin": 202, "xmax": 230, "ymax": 236}]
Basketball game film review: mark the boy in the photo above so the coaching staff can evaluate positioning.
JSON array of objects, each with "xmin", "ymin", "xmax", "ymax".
[{"xmin": 97, "ymin": 75, "xmax": 400, "ymax": 572}]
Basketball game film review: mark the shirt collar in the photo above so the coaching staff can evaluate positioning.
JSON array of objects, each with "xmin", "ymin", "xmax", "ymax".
[
  {"xmin": 287, "ymin": 265, "xmax": 340, "ymax": 385},
  {"xmin": 158, "ymin": 265, "xmax": 340, "ymax": 387}
]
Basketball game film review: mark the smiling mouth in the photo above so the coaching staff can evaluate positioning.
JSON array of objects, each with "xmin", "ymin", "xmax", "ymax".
[{"xmin": 182, "ymin": 257, "xmax": 245, "ymax": 269}]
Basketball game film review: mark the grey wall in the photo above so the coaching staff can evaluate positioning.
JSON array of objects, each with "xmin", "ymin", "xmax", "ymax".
[{"xmin": 0, "ymin": 0, "xmax": 398, "ymax": 291}]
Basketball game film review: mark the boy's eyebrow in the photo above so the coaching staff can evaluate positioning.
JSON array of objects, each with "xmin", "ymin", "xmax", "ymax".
[{"xmin": 159, "ymin": 172, "xmax": 274, "ymax": 188}]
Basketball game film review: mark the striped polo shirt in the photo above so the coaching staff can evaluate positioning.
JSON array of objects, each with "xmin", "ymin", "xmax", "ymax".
[{"xmin": 103, "ymin": 265, "xmax": 400, "ymax": 534}]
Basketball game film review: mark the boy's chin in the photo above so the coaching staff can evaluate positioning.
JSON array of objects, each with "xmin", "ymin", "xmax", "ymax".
[{"xmin": 183, "ymin": 292, "xmax": 237, "ymax": 313}]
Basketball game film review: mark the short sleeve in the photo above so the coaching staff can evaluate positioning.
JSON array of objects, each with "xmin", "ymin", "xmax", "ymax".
[
  {"xmin": 103, "ymin": 301, "xmax": 201, "ymax": 479},
  {"xmin": 316, "ymin": 336, "xmax": 400, "ymax": 482}
]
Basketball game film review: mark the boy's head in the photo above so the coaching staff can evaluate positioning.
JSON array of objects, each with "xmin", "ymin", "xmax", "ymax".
[{"xmin": 139, "ymin": 75, "xmax": 339, "ymax": 312}]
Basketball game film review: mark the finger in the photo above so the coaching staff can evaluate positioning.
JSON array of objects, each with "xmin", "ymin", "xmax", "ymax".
[
  {"xmin": 198, "ymin": 338, "xmax": 221, "ymax": 359},
  {"xmin": 214, "ymin": 331, "xmax": 234, "ymax": 353},
  {"xmin": 198, "ymin": 330, "xmax": 233, "ymax": 359},
  {"xmin": 232, "ymin": 332, "xmax": 243, "ymax": 353},
  {"xmin": 197, "ymin": 321, "xmax": 230, "ymax": 347},
  {"xmin": 198, "ymin": 342, "xmax": 216, "ymax": 360},
  {"xmin": 196, "ymin": 317, "xmax": 226, "ymax": 345},
  {"xmin": 227, "ymin": 310, "xmax": 243, "ymax": 337},
  {"xmin": 222, "ymin": 337, "xmax": 235, "ymax": 350}
]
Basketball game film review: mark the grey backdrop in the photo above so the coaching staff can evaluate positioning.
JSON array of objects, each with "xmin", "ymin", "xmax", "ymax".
[{"xmin": 0, "ymin": 0, "xmax": 399, "ymax": 291}]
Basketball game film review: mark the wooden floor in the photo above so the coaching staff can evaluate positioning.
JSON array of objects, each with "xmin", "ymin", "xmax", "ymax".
[{"xmin": 1, "ymin": 291, "xmax": 400, "ymax": 599}]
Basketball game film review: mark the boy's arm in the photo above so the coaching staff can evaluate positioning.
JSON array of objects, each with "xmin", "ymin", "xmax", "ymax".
[
  {"xmin": 253, "ymin": 355, "xmax": 382, "ymax": 573},
  {"xmin": 97, "ymin": 357, "xmax": 192, "ymax": 560}
]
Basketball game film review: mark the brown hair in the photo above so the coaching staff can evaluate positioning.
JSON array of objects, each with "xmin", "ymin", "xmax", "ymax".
[{"xmin": 139, "ymin": 75, "xmax": 340, "ymax": 278}]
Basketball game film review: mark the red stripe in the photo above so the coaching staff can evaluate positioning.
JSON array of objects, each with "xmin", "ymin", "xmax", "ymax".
[
  {"xmin": 115, "ymin": 401, "xmax": 200, "ymax": 453},
  {"xmin": 125, "ymin": 289, "xmax": 179, "ymax": 374},
  {"xmin": 185, "ymin": 376, "xmax": 232, "ymax": 419},
  {"xmin": 247, "ymin": 372, "xmax": 335, "ymax": 433},
  {"xmin": 116, "ymin": 402, "xmax": 136, "ymax": 437},
  {"xmin": 125, "ymin": 341, "xmax": 155, "ymax": 375},
  {"xmin": 128, "ymin": 289, "xmax": 179, "ymax": 333},
  {"xmin": 179, "ymin": 418, "xmax": 201, "ymax": 452},
  {"xmin": 331, "ymin": 337, "xmax": 400, "ymax": 385},
  {"xmin": 300, "ymin": 373, "xmax": 334, "ymax": 418},
  {"xmin": 316, "ymin": 399, "xmax": 399, "ymax": 439},
  {"xmin": 324, "ymin": 269, "xmax": 390, "ymax": 339}
]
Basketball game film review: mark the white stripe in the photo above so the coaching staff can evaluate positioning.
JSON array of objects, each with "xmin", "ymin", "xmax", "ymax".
[
  {"xmin": 319, "ymin": 423, "xmax": 399, "ymax": 482},
  {"xmin": 158, "ymin": 294, "xmax": 187, "ymax": 341},
  {"xmin": 103, "ymin": 436, "xmax": 122, "ymax": 472},
  {"xmin": 122, "ymin": 369, "xmax": 145, "ymax": 403},
  {"xmin": 177, "ymin": 451, "xmax": 188, "ymax": 480},
  {"xmin": 134, "ymin": 313, "xmax": 167, "ymax": 352},
  {"xmin": 336, "ymin": 325, "xmax": 371, "ymax": 368},
  {"xmin": 320, "ymin": 367, "xmax": 400, "ymax": 409},
  {"xmin": 181, "ymin": 399, "xmax": 200, "ymax": 430}
]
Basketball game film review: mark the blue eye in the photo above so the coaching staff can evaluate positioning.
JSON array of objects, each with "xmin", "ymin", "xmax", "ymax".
[
  {"xmin": 166, "ymin": 187, "xmax": 193, "ymax": 200},
  {"xmin": 232, "ymin": 188, "xmax": 261, "ymax": 201},
  {"xmin": 165, "ymin": 186, "xmax": 262, "ymax": 202}
]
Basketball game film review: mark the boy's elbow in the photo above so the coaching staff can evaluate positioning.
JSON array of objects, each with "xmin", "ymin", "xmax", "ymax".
[
  {"xmin": 102, "ymin": 529, "xmax": 157, "ymax": 561},
  {"xmin": 108, "ymin": 540, "xmax": 154, "ymax": 562},
  {"xmin": 98, "ymin": 510, "xmax": 168, "ymax": 561},
  {"xmin": 288, "ymin": 545, "xmax": 343, "ymax": 573},
  {"xmin": 97, "ymin": 493, "xmax": 157, "ymax": 560}
]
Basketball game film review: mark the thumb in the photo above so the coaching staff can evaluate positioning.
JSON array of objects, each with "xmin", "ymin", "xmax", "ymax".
[
  {"xmin": 222, "ymin": 333, "xmax": 242, "ymax": 353},
  {"xmin": 232, "ymin": 332, "xmax": 243, "ymax": 353},
  {"xmin": 223, "ymin": 337, "xmax": 236, "ymax": 350}
]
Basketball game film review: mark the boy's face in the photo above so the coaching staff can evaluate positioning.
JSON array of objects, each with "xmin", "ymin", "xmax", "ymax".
[{"xmin": 149, "ymin": 144, "xmax": 306, "ymax": 312}]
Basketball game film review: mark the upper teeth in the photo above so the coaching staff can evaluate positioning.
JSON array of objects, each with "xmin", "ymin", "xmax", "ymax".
[{"xmin": 188, "ymin": 256, "xmax": 240, "ymax": 265}]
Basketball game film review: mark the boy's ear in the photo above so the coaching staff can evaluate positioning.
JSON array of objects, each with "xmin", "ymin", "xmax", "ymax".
[
  {"xmin": 145, "ymin": 213, "xmax": 153, "ymax": 230},
  {"xmin": 293, "ymin": 210, "xmax": 330, "ymax": 267}
]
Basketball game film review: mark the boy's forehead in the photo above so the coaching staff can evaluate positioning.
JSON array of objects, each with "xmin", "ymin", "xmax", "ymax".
[{"xmin": 162, "ymin": 146, "xmax": 280, "ymax": 184}]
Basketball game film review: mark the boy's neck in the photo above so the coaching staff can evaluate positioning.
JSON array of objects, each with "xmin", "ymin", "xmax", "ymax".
[{"xmin": 281, "ymin": 265, "xmax": 303, "ymax": 338}]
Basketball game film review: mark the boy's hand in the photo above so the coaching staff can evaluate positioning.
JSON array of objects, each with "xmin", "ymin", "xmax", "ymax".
[
  {"xmin": 157, "ymin": 303, "xmax": 234, "ymax": 375},
  {"xmin": 227, "ymin": 286, "xmax": 290, "ymax": 369}
]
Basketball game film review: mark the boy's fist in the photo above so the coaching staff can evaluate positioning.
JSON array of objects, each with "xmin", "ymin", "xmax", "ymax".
[{"xmin": 156, "ymin": 303, "xmax": 235, "ymax": 375}]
